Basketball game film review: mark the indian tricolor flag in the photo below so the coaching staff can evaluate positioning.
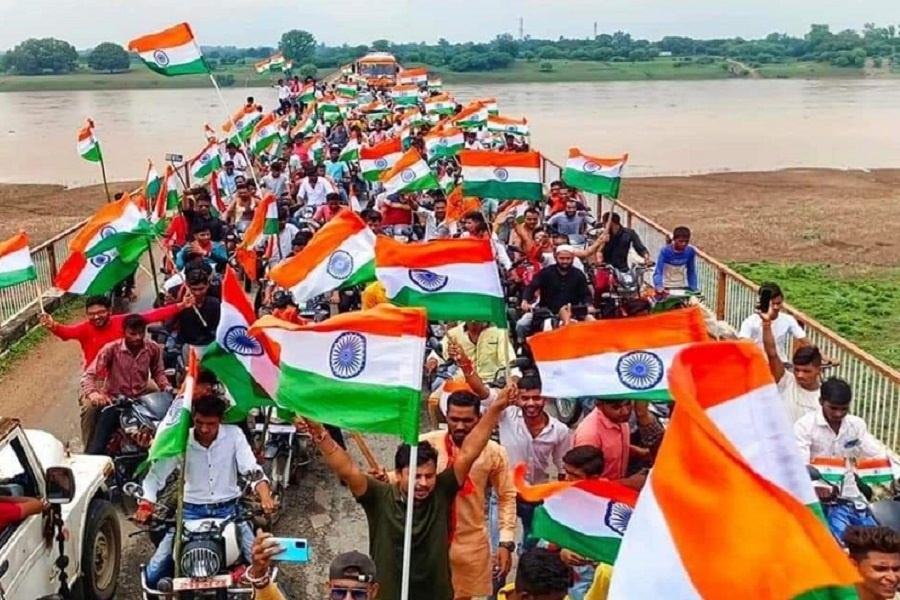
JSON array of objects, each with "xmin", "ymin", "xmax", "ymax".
[
  {"xmin": 300, "ymin": 82, "xmax": 316, "ymax": 104},
  {"xmin": 514, "ymin": 464, "xmax": 638, "ymax": 564},
  {"xmin": 146, "ymin": 350, "xmax": 198, "ymax": 467},
  {"xmin": 608, "ymin": 341, "xmax": 861, "ymax": 600},
  {"xmin": 339, "ymin": 139, "xmax": 360, "ymax": 162},
  {"xmin": 189, "ymin": 140, "xmax": 223, "ymax": 180},
  {"xmin": 291, "ymin": 108, "xmax": 317, "ymax": 138},
  {"xmin": 477, "ymin": 97, "xmax": 499, "ymax": 116},
  {"xmin": 530, "ymin": 306, "xmax": 709, "ymax": 401},
  {"xmin": 375, "ymin": 237, "xmax": 506, "ymax": 326},
  {"xmin": 143, "ymin": 161, "xmax": 162, "ymax": 215},
  {"xmin": 268, "ymin": 53, "xmax": 286, "ymax": 70},
  {"xmin": 254, "ymin": 57, "xmax": 272, "ymax": 74},
  {"xmin": 250, "ymin": 113, "xmax": 282, "ymax": 155},
  {"xmin": 428, "ymin": 78, "xmax": 443, "ymax": 92},
  {"xmin": 336, "ymin": 82, "xmax": 358, "ymax": 98},
  {"xmin": 201, "ymin": 268, "xmax": 279, "ymax": 416},
  {"xmin": 269, "ymin": 210, "xmax": 376, "ymax": 303},
  {"xmin": 0, "ymin": 232, "xmax": 37, "ymax": 290},
  {"xmin": 222, "ymin": 106, "xmax": 262, "ymax": 143},
  {"xmin": 77, "ymin": 119, "xmax": 102, "ymax": 163},
  {"xmin": 360, "ymin": 138, "xmax": 403, "ymax": 183},
  {"xmin": 380, "ymin": 149, "xmax": 439, "ymax": 195},
  {"xmin": 157, "ymin": 165, "xmax": 182, "ymax": 218},
  {"xmin": 235, "ymin": 194, "xmax": 278, "ymax": 280},
  {"xmin": 391, "ymin": 84, "xmax": 420, "ymax": 107},
  {"xmin": 452, "ymin": 102, "xmax": 488, "ymax": 129},
  {"xmin": 398, "ymin": 68, "xmax": 428, "ymax": 86},
  {"xmin": 563, "ymin": 149, "xmax": 628, "ymax": 199},
  {"xmin": 857, "ymin": 457, "xmax": 894, "ymax": 487},
  {"xmin": 425, "ymin": 127, "xmax": 464, "ymax": 162},
  {"xmin": 487, "ymin": 115, "xmax": 529, "ymax": 137},
  {"xmin": 810, "ymin": 457, "xmax": 847, "ymax": 485},
  {"xmin": 127, "ymin": 23, "xmax": 209, "ymax": 77},
  {"xmin": 459, "ymin": 150, "xmax": 542, "ymax": 202},
  {"xmin": 55, "ymin": 197, "xmax": 145, "ymax": 295},
  {"xmin": 425, "ymin": 94, "xmax": 456, "ymax": 115},
  {"xmin": 249, "ymin": 306, "xmax": 427, "ymax": 444}
]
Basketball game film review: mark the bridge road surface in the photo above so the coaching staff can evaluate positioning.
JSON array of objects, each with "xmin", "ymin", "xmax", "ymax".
[{"xmin": 0, "ymin": 265, "xmax": 400, "ymax": 597}]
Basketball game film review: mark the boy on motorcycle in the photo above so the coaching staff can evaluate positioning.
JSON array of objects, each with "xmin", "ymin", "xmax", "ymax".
[{"xmin": 136, "ymin": 394, "xmax": 276, "ymax": 588}]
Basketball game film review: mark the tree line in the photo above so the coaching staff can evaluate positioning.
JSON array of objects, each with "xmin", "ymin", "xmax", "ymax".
[{"xmin": 2, "ymin": 22, "xmax": 899, "ymax": 76}]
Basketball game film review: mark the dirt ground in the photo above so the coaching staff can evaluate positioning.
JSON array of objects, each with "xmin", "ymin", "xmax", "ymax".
[
  {"xmin": 621, "ymin": 168, "xmax": 900, "ymax": 266},
  {"xmin": 0, "ymin": 181, "xmax": 140, "ymax": 244},
  {"xmin": 3, "ymin": 168, "xmax": 899, "ymax": 265}
]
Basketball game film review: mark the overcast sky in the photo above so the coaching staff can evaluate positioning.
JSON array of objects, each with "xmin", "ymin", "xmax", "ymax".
[{"xmin": 0, "ymin": 0, "xmax": 893, "ymax": 49}]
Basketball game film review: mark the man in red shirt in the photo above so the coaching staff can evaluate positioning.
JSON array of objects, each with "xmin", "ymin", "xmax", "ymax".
[
  {"xmin": 381, "ymin": 193, "xmax": 414, "ymax": 230},
  {"xmin": 313, "ymin": 192, "xmax": 346, "ymax": 225},
  {"xmin": 41, "ymin": 294, "xmax": 191, "ymax": 447}
]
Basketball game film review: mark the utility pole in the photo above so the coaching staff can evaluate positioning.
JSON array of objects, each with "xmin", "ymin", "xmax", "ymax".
[
  {"xmin": 518, "ymin": 17, "xmax": 524, "ymax": 41},
  {"xmin": 594, "ymin": 22, "xmax": 598, "ymax": 39}
]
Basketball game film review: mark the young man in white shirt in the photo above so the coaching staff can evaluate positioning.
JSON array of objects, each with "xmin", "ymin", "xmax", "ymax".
[
  {"xmin": 276, "ymin": 78, "xmax": 292, "ymax": 114},
  {"xmin": 739, "ymin": 283, "xmax": 808, "ymax": 364},
  {"xmin": 224, "ymin": 142, "xmax": 250, "ymax": 175},
  {"xmin": 297, "ymin": 170, "xmax": 330, "ymax": 208},
  {"xmin": 760, "ymin": 301, "xmax": 823, "ymax": 424},
  {"xmin": 138, "ymin": 394, "xmax": 276, "ymax": 588},
  {"xmin": 794, "ymin": 377, "xmax": 884, "ymax": 464}
]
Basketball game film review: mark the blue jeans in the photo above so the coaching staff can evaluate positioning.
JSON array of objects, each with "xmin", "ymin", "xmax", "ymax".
[
  {"xmin": 146, "ymin": 500, "xmax": 254, "ymax": 588},
  {"xmin": 516, "ymin": 496, "xmax": 542, "ymax": 554},
  {"xmin": 824, "ymin": 501, "xmax": 878, "ymax": 547}
]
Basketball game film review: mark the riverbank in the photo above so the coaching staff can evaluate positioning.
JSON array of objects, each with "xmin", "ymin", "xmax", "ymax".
[{"xmin": 0, "ymin": 58, "xmax": 881, "ymax": 93}]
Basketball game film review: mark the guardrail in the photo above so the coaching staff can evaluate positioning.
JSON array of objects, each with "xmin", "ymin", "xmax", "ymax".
[
  {"xmin": 540, "ymin": 156, "xmax": 900, "ymax": 449},
  {"xmin": 0, "ymin": 220, "xmax": 87, "ymax": 329}
]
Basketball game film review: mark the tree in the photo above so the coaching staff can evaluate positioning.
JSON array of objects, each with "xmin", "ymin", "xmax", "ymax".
[
  {"xmin": 538, "ymin": 45, "xmax": 562, "ymax": 60},
  {"xmin": 5, "ymin": 37, "xmax": 78, "ymax": 75},
  {"xmin": 493, "ymin": 33, "xmax": 520, "ymax": 58},
  {"xmin": 279, "ymin": 30, "xmax": 316, "ymax": 64},
  {"xmin": 371, "ymin": 39, "xmax": 392, "ymax": 53},
  {"xmin": 297, "ymin": 63, "xmax": 318, "ymax": 79},
  {"xmin": 87, "ymin": 42, "xmax": 130, "ymax": 73}
]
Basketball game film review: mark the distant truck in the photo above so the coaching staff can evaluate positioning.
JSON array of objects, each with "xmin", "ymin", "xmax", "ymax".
[
  {"xmin": 0, "ymin": 418, "xmax": 121, "ymax": 599},
  {"xmin": 353, "ymin": 52, "xmax": 400, "ymax": 87}
]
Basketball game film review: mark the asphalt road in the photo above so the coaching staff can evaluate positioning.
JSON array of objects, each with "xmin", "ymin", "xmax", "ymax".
[{"xmin": 1, "ymin": 266, "xmax": 401, "ymax": 598}]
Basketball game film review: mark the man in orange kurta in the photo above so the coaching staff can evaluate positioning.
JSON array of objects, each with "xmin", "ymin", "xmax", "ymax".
[{"xmin": 420, "ymin": 388, "xmax": 518, "ymax": 599}]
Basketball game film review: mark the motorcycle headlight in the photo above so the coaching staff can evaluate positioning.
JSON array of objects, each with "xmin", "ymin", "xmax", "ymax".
[{"xmin": 180, "ymin": 540, "xmax": 222, "ymax": 578}]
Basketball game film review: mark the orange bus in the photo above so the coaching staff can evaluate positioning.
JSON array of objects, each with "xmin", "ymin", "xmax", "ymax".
[{"xmin": 355, "ymin": 52, "xmax": 399, "ymax": 88}]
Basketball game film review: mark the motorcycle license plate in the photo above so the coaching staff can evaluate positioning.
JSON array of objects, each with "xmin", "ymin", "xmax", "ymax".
[
  {"xmin": 253, "ymin": 423, "xmax": 296, "ymax": 435},
  {"xmin": 172, "ymin": 574, "xmax": 232, "ymax": 591}
]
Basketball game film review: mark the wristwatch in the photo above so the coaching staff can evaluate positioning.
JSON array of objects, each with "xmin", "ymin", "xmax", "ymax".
[{"xmin": 499, "ymin": 542, "xmax": 516, "ymax": 553}]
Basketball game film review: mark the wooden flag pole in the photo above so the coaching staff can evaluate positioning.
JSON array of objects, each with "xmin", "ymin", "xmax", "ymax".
[{"xmin": 350, "ymin": 432, "xmax": 380, "ymax": 471}]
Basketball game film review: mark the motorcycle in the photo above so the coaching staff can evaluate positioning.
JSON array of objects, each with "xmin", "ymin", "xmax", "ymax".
[
  {"xmin": 103, "ymin": 391, "xmax": 174, "ymax": 507},
  {"xmin": 297, "ymin": 294, "xmax": 331, "ymax": 322},
  {"xmin": 384, "ymin": 224, "xmax": 415, "ymax": 243},
  {"xmin": 595, "ymin": 264, "xmax": 653, "ymax": 319},
  {"xmin": 807, "ymin": 464, "xmax": 879, "ymax": 546},
  {"xmin": 126, "ymin": 482, "xmax": 283, "ymax": 599},
  {"xmin": 149, "ymin": 326, "xmax": 187, "ymax": 388},
  {"xmin": 247, "ymin": 409, "xmax": 313, "ymax": 529}
]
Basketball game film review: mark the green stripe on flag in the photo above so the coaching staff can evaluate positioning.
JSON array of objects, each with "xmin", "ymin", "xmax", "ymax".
[
  {"xmin": 530, "ymin": 506, "xmax": 623, "ymax": 565},
  {"xmin": 81, "ymin": 145, "xmax": 103, "ymax": 163},
  {"xmin": 202, "ymin": 345, "xmax": 275, "ymax": 421},
  {"xmin": 462, "ymin": 181, "xmax": 542, "ymax": 202},
  {"xmin": 277, "ymin": 365, "xmax": 420, "ymax": 444},
  {"xmin": 340, "ymin": 259, "xmax": 376, "ymax": 289},
  {"xmin": 139, "ymin": 57, "xmax": 210, "ymax": 77},
  {"xmin": 390, "ymin": 288, "xmax": 506, "ymax": 327},
  {"xmin": 564, "ymin": 168, "xmax": 622, "ymax": 198},
  {"xmin": 85, "ymin": 259, "xmax": 139, "ymax": 296},
  {"xmin": 0, "ymin": 266, "xmax": 37, "ymax": 289}
]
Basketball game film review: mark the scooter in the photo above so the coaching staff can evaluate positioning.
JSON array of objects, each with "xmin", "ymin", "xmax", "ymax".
[{"xmin": 126, "ymin": 482, "xmax": 279, "ymax": 599}]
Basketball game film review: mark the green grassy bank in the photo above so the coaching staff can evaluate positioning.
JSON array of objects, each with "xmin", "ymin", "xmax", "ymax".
[
  {"xmin": 0, "ymin": 58, "xmax": 874, "ymax": 93},
  {"xmin": 730, "ymin": 262, "xmax": 900, "ymax": 369}
]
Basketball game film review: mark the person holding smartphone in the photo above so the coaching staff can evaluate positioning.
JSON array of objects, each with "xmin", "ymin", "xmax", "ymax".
[
  {"xmin": 739, "ymin": 282, "xmax": 810, "ymax": 364},
  {"xmin": 247, "ymin": 531, "xmax": 379, "ymax": 599}
]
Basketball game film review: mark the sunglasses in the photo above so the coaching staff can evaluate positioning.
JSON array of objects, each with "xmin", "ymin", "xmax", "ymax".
[{"xmin": 330, "ymin": 588, "xmax": 369, "ymax": 600}]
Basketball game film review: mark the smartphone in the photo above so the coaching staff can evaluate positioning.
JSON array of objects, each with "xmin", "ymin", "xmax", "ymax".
[
  {"xmin": 758, "ymin": 288, "xmax": 773, "ymax": 313},
  {"xmin": 572, "ymin": 305, "xmax": 589, "ymax": 320},
  {"xmin": 271, "ymin": 538, "xmax": 310, "ymax": 563}
]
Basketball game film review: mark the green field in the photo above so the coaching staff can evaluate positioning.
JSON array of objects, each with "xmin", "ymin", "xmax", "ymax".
[
  {"xmin": 0, "ymin": 57, "xmax": 880, "ymax": 92},
  {"xmin": 730, "ymin": 262, "xmax": 900, "ymax": 369}
]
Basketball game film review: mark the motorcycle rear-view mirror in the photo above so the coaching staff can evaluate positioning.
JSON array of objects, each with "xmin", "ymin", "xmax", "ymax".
[
  {"xmin": 806, "ymin": 465, "xmax": 824, "ymax": 481},
  {"xmin": 122, "ymin": 482, "xmax": 145, "ymax": 499}
]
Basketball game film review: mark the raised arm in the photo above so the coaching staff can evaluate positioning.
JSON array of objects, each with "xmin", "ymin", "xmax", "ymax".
[
  {"xmin": 303, "ymin": 419, "xmax": 368, "ymax": 497},
  {"xmin": 760, "ymin": 307, "xmax": 786, "ymax": 383},
  {"xmin": 453, "ymin": 386, "xmax": 514, "ymax": 484}
]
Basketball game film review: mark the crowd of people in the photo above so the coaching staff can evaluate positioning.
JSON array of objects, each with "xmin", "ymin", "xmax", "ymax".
[{"xmin": 25, "ymin": 67, "xmax": 900, "ymax": 600}]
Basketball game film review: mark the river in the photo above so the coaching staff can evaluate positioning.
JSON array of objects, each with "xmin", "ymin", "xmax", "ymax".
[{"xmin": 2, "ymin": 79, "xmax": 899, "ymax": 186}]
